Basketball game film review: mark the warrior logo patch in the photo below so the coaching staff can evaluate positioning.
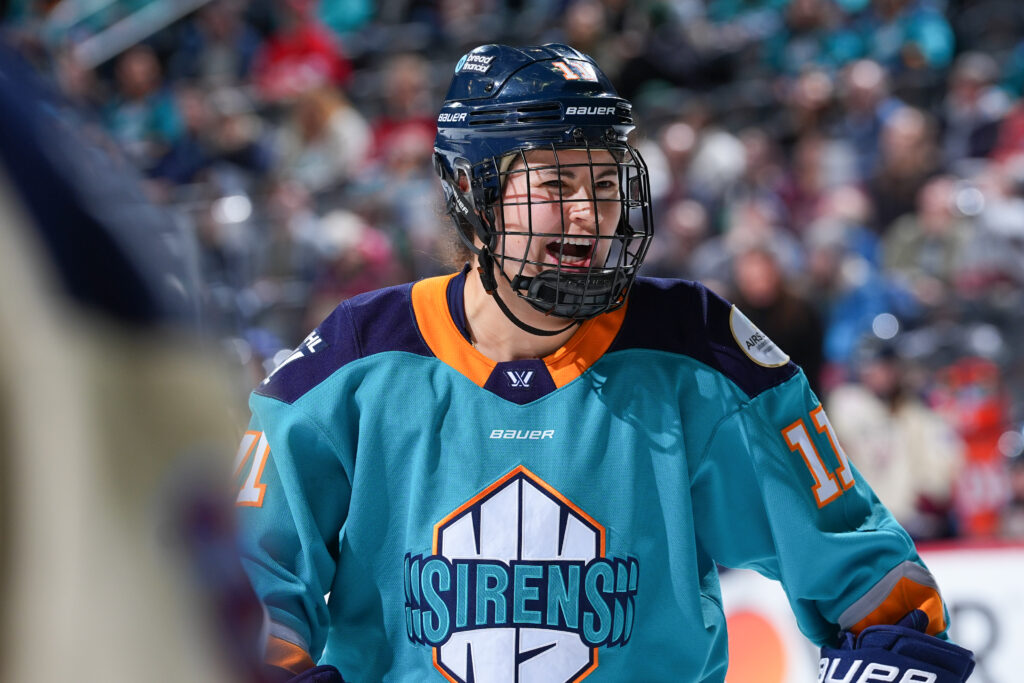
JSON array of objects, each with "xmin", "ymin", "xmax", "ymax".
[
  {"xmin": 729, "ymin": 306, "xmax": 790, "ymax": 368},
  {"xmin": 404, "ymin": 466, "xmax": 639, "ymax": 682}
]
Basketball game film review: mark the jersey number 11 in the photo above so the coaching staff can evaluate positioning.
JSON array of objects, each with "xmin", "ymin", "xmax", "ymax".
[{"xmin": 781, "ymin": 406, "xmax": 855, "ymax": 507}]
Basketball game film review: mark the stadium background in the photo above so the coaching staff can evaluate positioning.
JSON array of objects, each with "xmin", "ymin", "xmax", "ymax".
[{"xmin": 2, "ymin": 1, "xmax": 1023, "ymax": 681}]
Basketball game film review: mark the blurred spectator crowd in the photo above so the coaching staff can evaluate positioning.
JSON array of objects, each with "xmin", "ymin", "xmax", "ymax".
[{"xmin": 4, "ymin": 0, "xmax": 1024, "ymax": 542}]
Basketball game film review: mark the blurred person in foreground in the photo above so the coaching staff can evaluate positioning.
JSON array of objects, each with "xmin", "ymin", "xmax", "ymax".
[
  {"xmin": 827, "ymin": 339, "xmax": 965, "ymax": 540},
  {"xmin": 0, "ymin": 40, "xmax": 266, "ymax": 682},
  {"xmin": 234, "ymin": 43, "xmax": 973, "ymax": 683}
]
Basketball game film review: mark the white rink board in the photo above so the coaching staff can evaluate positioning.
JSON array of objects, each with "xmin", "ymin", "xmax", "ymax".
[{"xmin": 719, "ymin": 543, "xmax": 1024, "ymax": 683}]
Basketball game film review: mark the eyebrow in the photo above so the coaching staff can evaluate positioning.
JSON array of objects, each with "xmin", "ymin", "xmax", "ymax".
[{"xmin": 534, "ymin": 166, "xmax": 618, "ymax": 179}]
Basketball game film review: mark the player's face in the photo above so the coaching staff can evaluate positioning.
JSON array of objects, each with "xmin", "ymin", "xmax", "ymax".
[{"xmin": 493, "ymin": 148, "xmax": 622, "ymax": 277}]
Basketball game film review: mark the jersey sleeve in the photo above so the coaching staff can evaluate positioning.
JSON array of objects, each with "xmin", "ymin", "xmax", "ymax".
[
  {"xmin": 234, "ymin": 392, "xmax": 353, "ymax": 674},
  {"xmin": 689, "ymin": 369, "xmax": 950, "ymax": 647}
]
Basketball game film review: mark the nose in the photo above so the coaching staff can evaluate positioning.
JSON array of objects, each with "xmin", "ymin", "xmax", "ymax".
[{"xmin": 564, "ymin": 184, "xmax": 598, "ymax": 232}]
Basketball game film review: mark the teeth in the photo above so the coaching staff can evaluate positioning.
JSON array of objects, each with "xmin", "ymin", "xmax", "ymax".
[{"xmin": 547, "ymin": 236, "xmax": 593, "ymax": 265}]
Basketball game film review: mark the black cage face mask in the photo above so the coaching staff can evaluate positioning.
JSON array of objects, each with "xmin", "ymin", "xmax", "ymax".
[{"xmin": 472, "ymin": 142, "xmax": 653, "ymax": 321}]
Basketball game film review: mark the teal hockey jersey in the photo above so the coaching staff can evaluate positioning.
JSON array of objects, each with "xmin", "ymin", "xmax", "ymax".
[{"xmin": 234, "ymin": 271, "xmax": 950, "ymax": 682}]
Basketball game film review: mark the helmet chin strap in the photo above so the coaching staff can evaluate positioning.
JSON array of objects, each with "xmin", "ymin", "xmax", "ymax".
[{"xmin": 477, "ymin": 250, "xmax": 579, "ymax": 338}]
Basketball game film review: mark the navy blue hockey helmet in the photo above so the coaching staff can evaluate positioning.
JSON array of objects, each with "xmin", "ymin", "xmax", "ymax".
[{"xmin": 433, "ymin": 43, "xmax": 653, "ymax": 334}]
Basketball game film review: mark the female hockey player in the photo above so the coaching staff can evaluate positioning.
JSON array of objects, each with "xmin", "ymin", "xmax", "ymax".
[{"xmin": 235, "ymin": 44, "xmax": 974, "ymax": 683}]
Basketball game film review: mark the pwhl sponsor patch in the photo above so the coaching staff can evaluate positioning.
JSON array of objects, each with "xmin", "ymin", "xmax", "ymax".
[
  {"xmin": 404, "ymin": 466, "xmax": 639, "ymax": 682},
  {"xmin": 729, "ymin": 306, "xmax": 790, "ymax": 368}
]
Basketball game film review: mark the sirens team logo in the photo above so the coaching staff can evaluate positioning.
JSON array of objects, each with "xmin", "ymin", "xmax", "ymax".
[{"xmin": 404, "ymin": 466, "xmax": 639, "ymax": 682}]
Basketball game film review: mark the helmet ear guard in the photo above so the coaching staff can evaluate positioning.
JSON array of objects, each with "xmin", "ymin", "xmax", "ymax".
[{"xmin": 433, "ymin": 153, "xmax": 493, "ymax": 255}]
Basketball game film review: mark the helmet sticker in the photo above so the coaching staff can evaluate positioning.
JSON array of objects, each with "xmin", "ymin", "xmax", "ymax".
[
  {"xmin": 729, "ymin": 306, "xmax": 790, "ymax": 368},
  {"xmin": 551, "ymin": 59, "xmax": 599, "ymax": 82},
  {"xmin": 458, "ymin": 53, "xmax": 495, "ymax": 74}
]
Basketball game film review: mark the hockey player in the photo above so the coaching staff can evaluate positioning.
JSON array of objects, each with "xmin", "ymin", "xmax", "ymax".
[{"xmin": 236, "ymin": 44, "xmax": 975, "ymax": 682}]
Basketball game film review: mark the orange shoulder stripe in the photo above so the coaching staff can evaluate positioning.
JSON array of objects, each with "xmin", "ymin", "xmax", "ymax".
[
  {"xmin": 544, "ymin": 303, "xmax": 626, "ymax": 388},
  {"xmin": 265, "ymin": 635, "xmax": 315, "ymax": 674},
  {"xmin": 411, "ymin": 273, "xmax": 496, "ymax": 386}
]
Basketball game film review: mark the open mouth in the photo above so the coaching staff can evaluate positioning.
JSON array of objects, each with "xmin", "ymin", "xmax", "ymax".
[{"xmin": 544, "ymin": 236, "xmax": 595, "ymax": 269}]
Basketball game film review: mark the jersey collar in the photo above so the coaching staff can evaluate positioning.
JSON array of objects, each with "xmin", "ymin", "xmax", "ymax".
[{"xmin": 411, "ymin": 269, "xmax": 626, "ymax": 391}]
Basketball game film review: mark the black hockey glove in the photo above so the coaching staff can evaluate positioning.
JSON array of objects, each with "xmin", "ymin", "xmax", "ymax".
[{"xmin": 819, "ymin": 610, "xmax": 974, "ymax": 683}]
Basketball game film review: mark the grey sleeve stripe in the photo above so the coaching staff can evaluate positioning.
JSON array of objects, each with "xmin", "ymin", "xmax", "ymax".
[
  {"xmin": 838, "ymin": 560, "xmax": 942, "ymax": 630},
  {"xmin": 268, "ymin": 621, "xmax": 310, "ymax": 653}
]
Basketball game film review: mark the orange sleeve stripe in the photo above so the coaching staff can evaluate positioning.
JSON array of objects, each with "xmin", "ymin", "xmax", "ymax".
[
  {"xmin": 849, "ymin": 576, "xmax": 947, "ymax": 636},
  {"xmin": 266, "ymin": 635, "xmax": 315, "ymax": 674}
]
